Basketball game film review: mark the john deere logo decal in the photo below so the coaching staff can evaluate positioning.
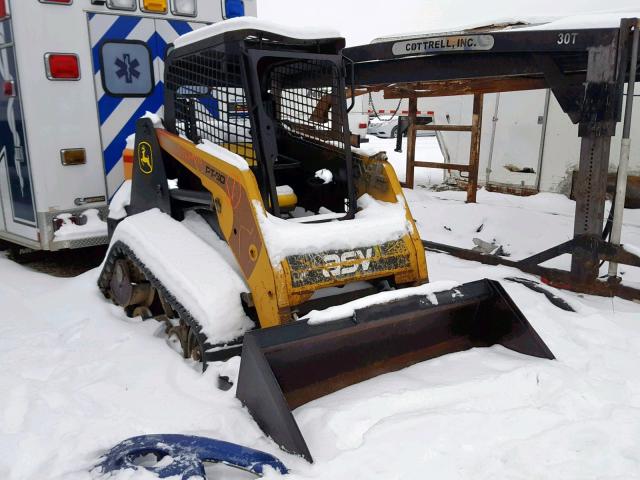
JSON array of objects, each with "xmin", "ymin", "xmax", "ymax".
[{"xmin": 137, "ymin": 141, "xmax": 153, "ymax": 174}]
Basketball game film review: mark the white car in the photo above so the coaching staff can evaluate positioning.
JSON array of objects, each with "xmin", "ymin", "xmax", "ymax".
[{"xmin": 367, "ymin": 115, "xmax": 436, "ymax": 138}]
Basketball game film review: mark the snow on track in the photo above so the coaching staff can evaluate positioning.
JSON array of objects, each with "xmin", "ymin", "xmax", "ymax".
[{"xmin": 109, "ymin": 209, "xmax": 253, "ymax": 343}]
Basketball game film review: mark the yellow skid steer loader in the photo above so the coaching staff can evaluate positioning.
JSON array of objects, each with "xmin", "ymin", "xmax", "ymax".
[{"xmin": 98, "ymin": 22, "xmax": 554, "ymax": 462}]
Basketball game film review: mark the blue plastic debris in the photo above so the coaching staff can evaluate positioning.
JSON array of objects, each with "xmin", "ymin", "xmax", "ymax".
[{"xmin": 97, "ymin": 434, "xmax": 288, "ymax": 479}]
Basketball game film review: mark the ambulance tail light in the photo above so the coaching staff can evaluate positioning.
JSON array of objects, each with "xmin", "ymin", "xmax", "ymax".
[
  {"xmin": 45, "ymin": 53, "xmax": 80, "ymax": 81},
  {"xmin": 171, "ymin": 0, "xmax": 196, "ymax": 16},
  {"xmin": 358, "ymin": 122, "xmax": 367, "ymax": 129},
  {"xmin": 224, "ymin": 0, "xmax": 244, "ymax": 18},
  {"xmin": 3, "ymin": 81, "xmax": 14, "ymax": 97},
  {"xmin": 60, "ymin": 148, "xmax": 86, "ymax": 166},
  {"xmin": 106, "ymin": 0, "xmax": 136, "ymax": 11},
  {"xmin": 0, "ymin": 0, "xmax": 8, "ymax": 19}
]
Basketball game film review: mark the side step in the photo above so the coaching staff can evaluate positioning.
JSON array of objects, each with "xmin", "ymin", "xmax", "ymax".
[{"xmin": 236, "ymin": 279, "xmax": 554, "ymax": 462}]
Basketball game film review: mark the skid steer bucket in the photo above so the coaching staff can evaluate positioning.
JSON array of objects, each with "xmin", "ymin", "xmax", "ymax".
[{"xmin": 236, "ymin": 279, "xmax": 554, "ymax": 462}]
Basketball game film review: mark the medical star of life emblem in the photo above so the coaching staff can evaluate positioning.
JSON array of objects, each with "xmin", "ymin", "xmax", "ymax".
[{"xmin": 115, "ymin": 54, "xmax": 140, "ymax": 84}]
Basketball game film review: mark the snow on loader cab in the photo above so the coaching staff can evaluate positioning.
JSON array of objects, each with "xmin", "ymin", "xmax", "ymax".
[{"xmin": 98, "ymin": 19, "xmax": 554, "ymax": 462}]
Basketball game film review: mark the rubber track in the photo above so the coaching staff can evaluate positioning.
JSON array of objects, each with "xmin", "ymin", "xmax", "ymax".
[{"xmin": 98, "ymin": 240, "xmax": 242, "ymax": 367}]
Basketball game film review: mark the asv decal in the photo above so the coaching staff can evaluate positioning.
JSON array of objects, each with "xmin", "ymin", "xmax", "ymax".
[{"xmin": 322, "ymin": 248, "xmax": 373, "ymax": 278}]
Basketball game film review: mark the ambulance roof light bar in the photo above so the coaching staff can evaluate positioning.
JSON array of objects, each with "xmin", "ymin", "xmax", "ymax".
[
  {"xmin": 171, "ymin": 0, "xmax": 196, "ymax": 17},
  {"xmin": 106, "ymin": 0, "xmax": 136, "ymax": 11},
  {"xmin": 141, "ymin": 0, "xmax": 167, "ymax": 14}
]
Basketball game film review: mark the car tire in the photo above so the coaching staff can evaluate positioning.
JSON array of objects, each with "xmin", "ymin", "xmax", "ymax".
[{"xmin": 390, "ymin": 126, "xmax": 398, "ymax": 139}]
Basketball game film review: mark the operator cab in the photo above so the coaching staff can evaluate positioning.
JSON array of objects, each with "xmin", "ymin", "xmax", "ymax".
[{"xmin": 164, "ymin": 24, "xmax": 357, "ymax": 220}]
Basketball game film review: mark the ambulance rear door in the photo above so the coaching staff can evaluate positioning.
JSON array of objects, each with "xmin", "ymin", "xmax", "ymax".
[{"xmin": 88, "ymin": 14, "xmax": 205, "ymax": 198}]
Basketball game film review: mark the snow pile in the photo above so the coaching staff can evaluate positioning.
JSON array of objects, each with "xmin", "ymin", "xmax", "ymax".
[
  {"xmin": 196, "ymin": 139, "xmax": 249, "ymax": 171},
  {"xmin": 304, "ymin": 280, "xmax": 460, "ymax": 324},
  {"xmin": 173, "ymin": 17, "xmax": 341, "ymax": 49},
  {"xmin": 371, "ymin": 10, "xmax": 640, "ymax": 44},
  {"xmin": 351, "ymin": 143, "xmax": 384, "ymax": 157},
  {"xmin": 369, "ymin": 18, "xmax": 539, "ymax": 43},
  {"xmin": 2, "ymin": 136, "xmax": 640, "ymax": 480},
  {"xmin": 141, "ymin": 111, "xmax": 163, "ymax": 128},
  {"xmin": 406, "ymin": 186, "xmax": 640, "ymax": 285},
  {"xmin": 0, "ymin": 257, "xmax": 284, "ymax": 480},
  {"xmin": 519, "ymin": 10, "xmax": 640, "ymax": 30},
  {"xmin": 314, "ymin": 169, "xmax": 333, "ymax": 184},
  {"xmin": 255, "ymin": 193, "xmax": 412, "ymax": 265},
  {"xmin": 108, "ymin": 180, "xmax": 132, "ymax": 220},
  {"xmin": 125, "ymin": 133, "xmax": 135, "ymax": 150},
  {"xmin": 109, "ymin": 209, "xmax": 253, "ymax": 343},
  {"xmin": 54, "ymin": 209, "xmax": 107, "ymax": 241}
]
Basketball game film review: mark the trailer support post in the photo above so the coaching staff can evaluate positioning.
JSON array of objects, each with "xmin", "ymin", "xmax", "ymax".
[
  {"xmin": 404, "ymin": 96, "xmax": 418, "ymax": 188},
  {"xmin": 608, "ymin": 19, "xmax": 640, "ymax": 279},
  {"xmin": 467, "ymin": 93, "xmax": 484, "ymax": 203},
  {"xmin": 570, "ymin": 43, "xmax": 619, "ymax": 283}
]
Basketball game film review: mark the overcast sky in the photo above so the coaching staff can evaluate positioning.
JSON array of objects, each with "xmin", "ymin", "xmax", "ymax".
[{"xmin": 258, "ymin": 0, "xmax": 640, "ymax": 46}]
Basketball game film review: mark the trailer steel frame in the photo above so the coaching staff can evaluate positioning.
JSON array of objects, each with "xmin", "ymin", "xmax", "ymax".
[{"xmin": 344, "ymin": 19, "xmax": 640, "ymax": 301}]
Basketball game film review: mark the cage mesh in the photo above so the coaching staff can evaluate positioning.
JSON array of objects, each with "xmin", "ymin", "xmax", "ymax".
[
  {"xmin": 166, "ymin": 48, "xmax": 347, "ymax": 167},
  {"xmin": 165, "ymin": 48, "xmax": 256, "ymax": 164},
  {"xmin": 268, "ymin": 59, "xmax": 346, "ymax": 149}
]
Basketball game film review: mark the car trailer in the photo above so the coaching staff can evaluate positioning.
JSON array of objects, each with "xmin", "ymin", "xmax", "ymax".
[{"xmin": 344, "ymin": 18, "xmax": 640, "ymax": 301}]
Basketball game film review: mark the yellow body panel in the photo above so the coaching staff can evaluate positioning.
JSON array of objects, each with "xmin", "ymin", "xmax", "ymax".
[
  {"xmin": 156, "ymin": 129, "xmax": 428, "ymax": 327},
  {"xmin": 277, "ymin": 191, "xmax": 297, "ymax": 211},
  {"xmin": 157, "ymin": 130, "xmax": 281, "ymax": 328},
  {"xmin": 353, "ymin": 150, "xmax": 429, "ymax": 283}
]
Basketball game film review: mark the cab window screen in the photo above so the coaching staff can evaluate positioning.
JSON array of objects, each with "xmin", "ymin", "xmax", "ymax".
[{"xmin": 100, "ymin": 40, "xmax": 154, "ymax": 97}]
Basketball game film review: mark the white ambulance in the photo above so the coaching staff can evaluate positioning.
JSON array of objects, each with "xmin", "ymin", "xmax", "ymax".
[{"xmin": 0, "ymin": 0, "xmax": 255, "ymax": 251}]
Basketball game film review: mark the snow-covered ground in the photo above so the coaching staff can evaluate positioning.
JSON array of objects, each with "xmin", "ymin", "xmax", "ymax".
[{"xmin": 1, "ymin": 137, "xmax": 640, "ymax": 479}]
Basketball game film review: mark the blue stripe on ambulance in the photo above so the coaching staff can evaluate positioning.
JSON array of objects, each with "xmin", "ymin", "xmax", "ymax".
[
  {"xmin": 103, "ymin": 84, "xmax": 164, "ymax": 173},
  {"xmin": 92, "ymin": 16, "xmax": 143, "ymax": 75},
  {"xmin": 101, "ymin": 31, "xmax": 170, "ymax": 173},
  {"xmin": 97, "ymin": 31, "xmax": 168, "ymax": 126},
  {"xmin": 89, "ymin": 14, "xmax": 199, "ymax": 198},
  {"xmin": 168, "ymin": 20, "xmax": 193, "ymax": 36}
]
